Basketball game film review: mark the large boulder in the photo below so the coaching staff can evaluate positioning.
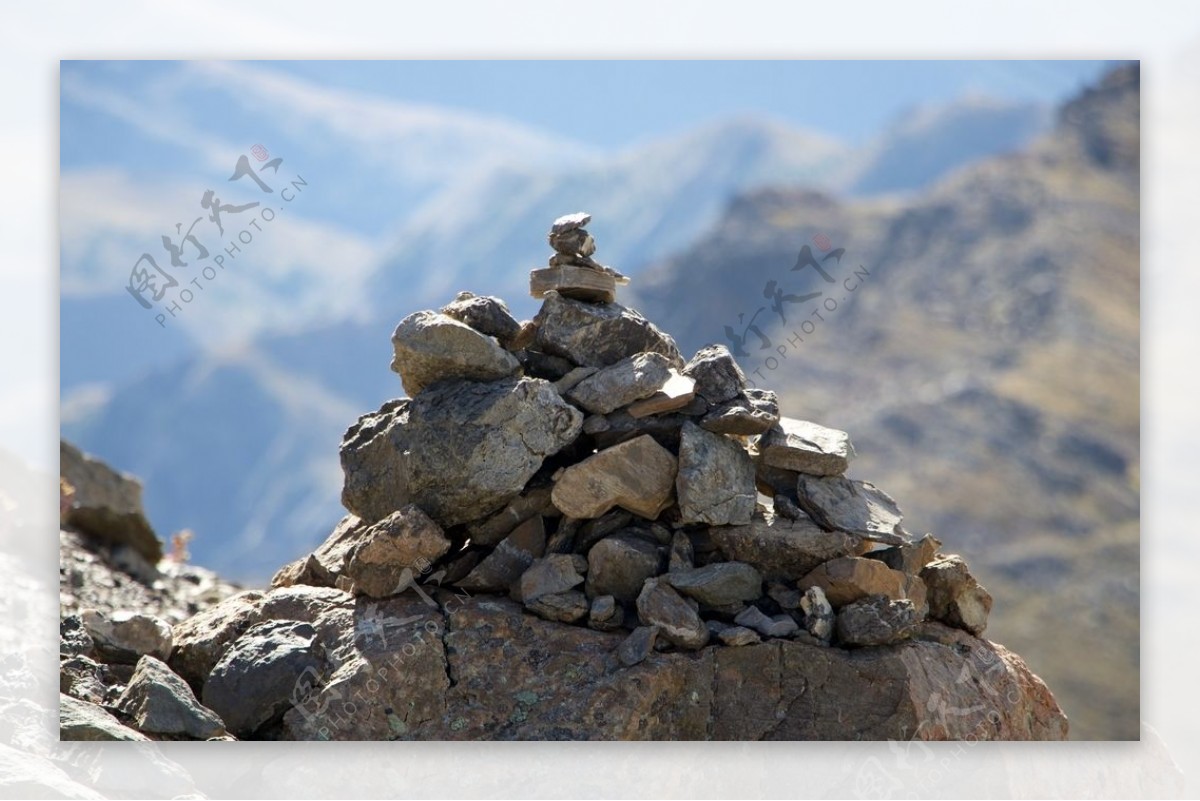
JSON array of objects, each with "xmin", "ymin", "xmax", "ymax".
[
  {"xmin": 565, "ymin": 352, "xmax": 674, "ymax": 414},
  {"xmin": 389, "ymin": 310, "xmax": 521, "ymax": 396},
  {"xmin": 59, "ymin": 440, "xmax": 162, "ymax": 563},
  {"xmin": 675, "ymin": 422, "xmax": 756, "ymax": 526},
  {"xmin": 341, "ymin": 378, "xmax": 583, "ymax": 527},
  {"xmin": 532, "ymin": 292, "xmax": 683, "ymax": 369},
  {"xmin": 551, "ymin": 435, "xmax": 677, "ymax": 519}
]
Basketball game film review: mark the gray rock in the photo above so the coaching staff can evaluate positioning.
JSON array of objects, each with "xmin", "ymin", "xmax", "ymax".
[
  {"xmin": 552, "ymin": 434, "xmax": 677, "ymax": 519},
  {"xmin": 716, "ymin": 626, "xmax": 761, "ymax": 647},
  {"xmin": 675, "ymin": 422, "xmax": 756, "ymax": 526},
  {"xmin": 682, "ymin": 345, "xmax": 746, "ymax": 404},
  {"xmin": 920, "ymin": 556, "xmax": 993, "ymax": 636},
  {"xmin": 516, "ymin": 349, "xmax": 576, "ymax": 380},
  {"xmin": 765, "ymin": 581, "xmax": 803, "ymax": 611},
  {"xmin": 699, "ymin": 389, "xmax": 780, "ymax": 436},
  {"xmin": 759, "ymin": 417, "xmax": 856, "ymax": 477},
  {"xmin": 340, "ymin": 506, "xmax": 450, "ymax": 598},
  {"xmin": 772, "ymin": 493, "xmax": 804, "ymax": 521},
  {"xmin": 588, "ymin": 595, "xmax": 624, "ymax": 632},
  {"xmin": 589, "ymin": 410, "xmax": 691, "ymax": 451},
  {"xmin": 59, "ymin": 694, "xmax": 149, "ymax": 741},
  {"xmin": 169, "ymin": 590, "xmax": 266, "ymax": 692},
  {"xmin": 342, "ymin": 378, "xmax": 582, "ymax": 527},
  {"xmin": 800, "ymin": 586, "xmax": 834, "ymax": 642},
  {"xmin": 525, "ymin": 590, "xmax": 589, "ymax": 623},
  {"xmin": 60, "ymin": 615, "xmax": 93, "ymax": 659},
  {"xmin": 60, "ymin": 440, "xmax": 163, "ymax": 563},
  {"xmin": 795, "ymin": 475, "xmax": 909, "ymax": 545},
  {"xmin": 457, "ymin": 516, "xmax": 547, "ymax": 593},
  {"xmin": 836, "ymin": 595, "xmax": 919, "ymax": 647},
  {"xmin": 585, "ymin": 533, "xmax": 663, "ymax": 605},
  {"xmin": 465, "ymin": 486, "xmax": 557, "ymax": 549},
  {"xmin": 565, "ymin": 352, "xmax": 674, "ymax": 414},
  {"xmin": 550, "ymin": 211, "xmax": 591, "ymax": 235},
  {"xmin": 59, "ymin": 655, "xmax": 109, "ymax": 705},
  {"xmin": 617, "ymin": 626, "xmax": 659, "ymax": 667},
  {"xmin": 625, "ymin": 371, "xmax": 696, "ymax": 418},
  {"xmin": 389, "ymin": 310, "xmax": 521, "ymax": 396},
  {"xmin": 79, "ymin": 609, "xmax": 172, "ymax": 665},
  {"xmin": 517, "ymin": 554, "xmax": 586, "ymax": 603},
  {"xmin": 572, "ymin": 510, "xmax": 634, "ymax": 554},
  {"xmin": 867, "ymin": 533, "xmax": 943, "ymax": 575},
  {"xmin": 116, "ymin": 656, "xmax": 226, "ymax": 739},
  {"xmin": 733, "ymin": 606, "xmax": 799, "ymax": 639},
  {"xmin": 439, "ymin": 291, "xmax": 522, "ymax": 348},
  {"xmin": 553, "ymin": 365, "xmax": 599, "ymax": 395},
  {"xmin": 668, "ymin": 531, "xmax": 694, "ymax": 572},
  {"xmin": 706, "ymin": 505, "xmax": 861, "ymax": 580},
  {"xmin": 665, "ymin": 562, "xmax": 763, "ymax": 607},
  {"xmin": 635, "ymin": 580, "xmax": 708, "ymax": 649},
  {"xmin": 203, "ymin": 620, "xmax": 323, "ymax": 738},
  {"xmin": 533, "ymin": 292, "xmax": 683, "ymax": 369}
]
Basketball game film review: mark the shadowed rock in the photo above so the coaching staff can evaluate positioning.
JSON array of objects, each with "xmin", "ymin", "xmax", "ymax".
[
  {"xmin": 676, "ymin": 421, "xmax": 756, "ymax": 526},
  {"xmin": 533, "ymin": 292, "xmax": 683, "ymax": 369},
  {"xmin": 565, "ymin": 352, "xmax": 675, "ymax": 414},
  {"xmin": 798, "ymin": 557, "xmax": 908, "ymax": 608},
  {"xmin": 921, "ymin": 555, "xmax": 994, "ymax": 635}
]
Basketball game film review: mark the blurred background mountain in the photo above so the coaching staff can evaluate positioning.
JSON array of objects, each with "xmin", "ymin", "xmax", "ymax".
[{"xmin": 60, "ymin": 60, "xmax": 1136, "ymax": 739}]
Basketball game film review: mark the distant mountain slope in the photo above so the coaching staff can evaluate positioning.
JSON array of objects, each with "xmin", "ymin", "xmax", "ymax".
[{"xmin": 630, "ymin": 63, "xmax": 1140, "ymax": 740}]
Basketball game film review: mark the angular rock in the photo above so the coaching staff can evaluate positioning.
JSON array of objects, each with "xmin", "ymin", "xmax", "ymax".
[
  {"xmin": 59, "ymin": 655, "xmax": 109, "ymax": 705},
  {"xmin": 203, "ymin": 620, "xmax": 323, "ymax": 738},
  {"xmin": 517, "ymin": 554, "xmax": 586, "ymax": 604},
  {"xmin": 465, "ymin": 486, "xmax": 557, "ymax": 549},
  {"xmin": 836, "ymin": 595, "xmax": 919, "ymax": 647},
  {"xmin": 116, "ymin": 656, "xmax": 226, "ymax": 739},
  {"xmin": 867, "ymin": 533, "xmax": 943, "ymax": 575},
  {"xmin": 682, "ymin": 345, "xmax": 746, "ymax": 404},
  {"xmin": 457, "ymin": 516, "xmax": 547, "ymax": 593},
  {"xmin": 589, "ymin": 410, "xmax": 691, "ymax": 451},
  {"xmin": 700, "ymin": 389, "xmax": 780, "ymax": 436},
  {"xmin": 389, "ymin": 310, "xmax": 521, "ymax": 396},
  {"xmin": 550, "ymin": 211, "xmax": 592, "ymax": 235},
  {"xmin": 635, "ymin": 580, "xmax": 708, "ymax": 649},
  {"xmin": 800, "ymin": 586, "xmax": 834, "ymax": 642},
  {"xmin": 587, "ymin": 595, "xmax": 624, "ymax": 632},
  {"xmin": 716, "ymin": 625, "xmax": 761, "ymax": 647},
  {"xmin": 60, "ymin": 440, "xmax": 163, "ymax": 563},
  {"xmin": 584, "ymin": 533, "xmax": 663, "ymax": 605},
  {"xmin": 665, "ymin": 562, "xmax": 763, "ymax": 608},
  {"xmin": 706, "ymin": 506, "xmax": 861, "ymax": 580},
  {"xmin": 766, "ymin": 580, "xmax": 803, "ymax": 611},
  {"xmin": 169, "ymin": 590, "xmax": 265, "ymax": 692},
  {"xmin": 59, "ymin": 694, "xmax": 148, "ymax": 742},
  {"xmin": 759, "ymin": 417, "xmax": 856, "ymax": 477},
  {"xmin": 79, "ymin": 609, "xmax": 172, "ymax": 665},
  {"xmin": 60, "ymin": 615, "xmax": 94, "ymax": 659},
  {"xmin": 439, "ymin": 291, "xmax": 522, "ymax": 348},
  {"xmin": 734, "ymin": 606, "xmax": 799, "ymax": 639},
  {"xmin": 516, "ymin": 349, "xmax": 576, "ymax": 380},
  {"xmin": 530, "ymin": 265, "xmax": 616, "ymax": 303},
  {"xmin": 667, "ymin": 530, "xmax": 694, "ymax": 572},
  {"xmin": 675, "ymin": 422, "xmax": 756, "ymax": 526},
  {"xmin": 525, "ymin": 590, "xmax": 589, "ymax": 624},
  {"xmin": 904, "ymin": 574, "xmax": 929, "ymax": 619},
  {"xmin": 572, "ymin": 509, "xmax": 634, "ymax": 554},
  {"xmin": 795, "ymin": 475, "xmax": 909, "ymax": 545},
  {"xmin": 533, "ymin": 292, "xmax": 683, "ymax": 369},
  {"xmin": 625, "ymin": 371, "xmax": 696, "ymax": 418},
  {"xmin": 342, "ymin": 378, "xmax": 582, "ymax": 526},
  {"xmin": 565, "ymin": 352, "xmax": 674, "ymax": 415},
  {"xmin": 341, "ymin": 506, "xmax": 451, "ymax": 598},
  {"xmin": 552, "ymin": 365, "xmax": 599, "ymax": 395},
  {"xmin": 920, "ymin": 556, "xmax": 993, "ymax": 636},
  {"xmin": 798, "ymin": 557, "xmax": 907, "ymax": 608},
  {"xmin": 551, "ymin": 435, "xmax": 677, "ymax": 519},
  {"xmin": 617, "ymin": 626, "xmax": 659, "ymax": 667}
]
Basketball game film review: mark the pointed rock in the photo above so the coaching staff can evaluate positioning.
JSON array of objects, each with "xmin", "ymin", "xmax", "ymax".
[
  {"xmin": 636, "ymin": 580, "xmax": 708, "ymax": 649},
  {"xmin": 700, "ymin": 389, "xmax": 780, "ymax": 436},
  {"xmin": 390, "ymin": 310, "xmax": 521, "ymax": 396},
  {"xmin": 533, "ymin": 292, "xmax": 683, "ymax": 369},
  {"xmin": 117, "ymin": 656, "xmax": 226, "ymax": 739},
  {"xmin": 551, "ymin": 434, "xmax": 677, "ymax": 519},
  {"xmin": 759, "ymin": 417, "xmax": 856, "ymax": 477},
  {"xmin": 682, "ymin": 345, "xmax": 746, "ymax": 404}
]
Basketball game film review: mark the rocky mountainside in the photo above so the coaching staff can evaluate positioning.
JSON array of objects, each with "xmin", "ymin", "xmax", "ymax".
[
  {"xmin": 59, "ymin": 215, "xmax": 1067, "ymax": 743},
  {"xmin": 629, "ymin": 64, "xmax": 1140, "ymax": 740}
]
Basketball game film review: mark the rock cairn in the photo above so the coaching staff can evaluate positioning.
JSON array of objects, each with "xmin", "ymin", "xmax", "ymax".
[{"xmin": 286, "ymin": 212, "xmax": 997, "ymax": 663}]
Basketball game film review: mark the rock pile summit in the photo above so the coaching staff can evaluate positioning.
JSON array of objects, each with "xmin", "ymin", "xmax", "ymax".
[{"xmin": 61, "ymin": 213, "xmax": 1067, "ymax": 742}]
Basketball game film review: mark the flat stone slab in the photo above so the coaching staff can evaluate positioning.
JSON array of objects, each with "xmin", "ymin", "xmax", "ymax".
[
  {"xmin": 759, "ymin": 417, "xmax": 855, "ymax": 477},
  {"xmin": 551, "ymin": 434, "xmax": 678, "ymax": 519},
  {"xmin": 531, "ymin": 266, "xmax": 617, "ymax": 303}
]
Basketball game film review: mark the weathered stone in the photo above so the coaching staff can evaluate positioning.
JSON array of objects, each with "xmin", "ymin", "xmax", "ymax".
[
  {"xmin": 60, "ymin": 694, "xmax": 148, "ymax": 741},
  {"xmin": 682, "ymin": 345, "xmax": 746, "ymax": 404},
  {"xmin": 706, "ymin": 506, "xmax": 860, "ymax": 580},
  {"xmin": 525, "ymin": 590, "xmax": 589, "ymax": 623},
  {"xmin": 59, "ymin": 655, "xmax": 109, "ymax": 704},
  {"xmin": 517, "ymin": 554, "xmax": 585, "ymax": 603},
  {"xmin": 552, "ymin": 365, "xmax": 598, "ymax": 395},
  {"xmin": 733, "ymin": 606, "xmax": 799, "ymax": 639},
  {"xmin": 456, "ymin": 516, "xmax": 547, "ymax": 593},
  {"xmin": 668, "ymin": 531, "xmax": 694, "ymax": 572},
  {"xmin": 904, "ymin": 574, "xmax": 929, "ymax": 619},
  {"xmin": 700, "ymin": 389, "xmax": 780, "ymax": 436},
  {"xmin": 867, "ymin": 533, "xmax": 943, "ymax": 575},
  {"xmin": 795, "ymin": 475, "xmax": 909, "ymax": 545},
  {"xmin": 921, "ymin": 556, "xmax": 993, "ymax": 636},
  {"xmin": 675, "ymin": 422, "xmax": 756, "ymax": 526},
  {"xmin": 508, "ymin": 320, "xmax": 538, "ymax": 352},
  {"xmin": 59, "ymin": 615, "xmax": 93, "ymax": 659},
  {"xmin": 552, "ymin": 435, "xmax": 677, "ymax": 519},
  {"xmin": 169, "ymin": 590, "xmax": 265, "ymax": 692},
  {"xmin": 635, "ymin": 580, "xmax": 708, "ymax": 650},
  {"xmin": 772, "ymin": 493, "xmax": 804, "ymax": 520},
  {"xmin": 60, "ymin": 440, "xmax": 162, "ymax": 563},
  {"xmin": 533, "ymin": 292, "xmax": 683, "ymax": 369},
  {"xmin": 339, "ymin": 506, "xmax": 451, "ymax": 598},
  {"xmin": 584, "ymin": 534, "xmax": 663, "ymax": 605},
  {"xmin": 714, "ymin": 626, "xmax": 759, "ymax": 647},
  {"xmin": 547, "ymin": 223, "xmax": 596, "ymax": 256},
  {"xmin": 836, "ymin": 595, "xmax": 919, "ymax": 647},
  {"xmin": 665, "ymin": 562, "xmax": 762, "ymax": 608},
  {"xmin": 588, "ymin": 595, "xmax": 624, "ymax": 632},
  {"xmin": 625, "ymin": 371, "xmax": 696, "ymax": 419},
  {"xmin": 116, "ymin": 656, "xmax": 226, "ymax": 739},
  {"xmin": 439, "ymin": 291, "xmax": 522, "ymax": 348},
  {"xmin": 617, "ymin": 626, "xmax": 659, "ymax": 667},
  {"xmin": 271, "ymin": 553, "xmax": 327, "ymax": 590},
  {"xmin": 572, "ymin": 510, "xmax": 634, "ymax": 554},
  {"xmin": 389, "ymin": 310, "xmax": 521, "ymax": 396},
  {"xmin": 465, "ymin": 486, "xmax": 556, "ymax": 549},
  {"xmin": 79, "ymin": 609, "xmax": 172, "ymax": 665},
  {"xmin": 565, "ymin": 352, "xmax": 674, "ymax": 414},
  {"xmin": 765, "ymin": 580, "xmax": 802, "ymax": 611},
  {"xmin": 798, "ymin": 557, "xmax": 907, "ymax": 608},
  {"xmin": 203, "ymin": 620, "xmax": 323, "ymax": 738},
  {"xmin": 755, "ymin": 459, "xmax": 800, "ymax": 498},
  {"xmin": 589, "ymin": 410, "xmax": 690, "ymax": 451},
  {"xmin": 800, "ymin": 586, "xmax": 834, "ymax": 642},
  {"xmin": 545, "ymin": 517, "xmax": 580, "ymax": 554},
  {"xmin": 342, "ymin": 378, "xmax": 582, "ymax": 527},
  {"xmin": 516, "ymin": 349, "xmax": 576, "ymax": 380},
  {"xmin": 530, "ymin": 265, "xmax": 616, "ymax": 303},
  {"xmin": 550, "ymin": 211, "xmax": 591, "ymax": 235},
  {"xmin": 759, "ymin": 417, "xmax": 856, "ymax": 477}
]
